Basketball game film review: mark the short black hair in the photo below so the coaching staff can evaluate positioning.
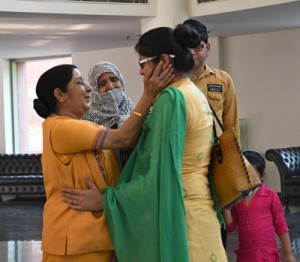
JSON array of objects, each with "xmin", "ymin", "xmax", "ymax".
[
  {"xmin": 183, "ymin": 19, "xmax": 209, "ymax": 43},
  {"xmin": 243, "ymin": 150, "xmax": 266, "ymax": 175}
]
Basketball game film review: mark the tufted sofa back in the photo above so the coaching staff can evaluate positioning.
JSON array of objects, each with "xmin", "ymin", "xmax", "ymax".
[
  {"xmin": 265, "ymin": 147, "xmax": 300, "ymax": 211},
  {"xmin": 265, "ymin": 147, "xmax": 300, "ymax": 181},
  {"xmin": 0, "ymin": 154, "xmax": 42, "ymax": 175},
  {"xmin": 0, "ymin": 154, "xmax": 44, "ymax": 198}
]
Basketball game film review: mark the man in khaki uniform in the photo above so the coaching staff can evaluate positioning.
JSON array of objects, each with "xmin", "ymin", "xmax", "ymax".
[{"xmin": 183, "ymin": 19, "xmax": 240, "ymax": 248}]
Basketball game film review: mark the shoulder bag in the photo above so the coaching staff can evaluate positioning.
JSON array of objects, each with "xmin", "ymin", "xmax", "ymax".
[{"xmin": 208, "ymin": 105, "xmax": 262, "ymax": 211}]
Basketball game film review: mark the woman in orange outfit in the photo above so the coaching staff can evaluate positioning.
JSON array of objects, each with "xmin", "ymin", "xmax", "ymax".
[{"xmin": 33, "ymin": 63, "xmax": 173, "ymax": 261}]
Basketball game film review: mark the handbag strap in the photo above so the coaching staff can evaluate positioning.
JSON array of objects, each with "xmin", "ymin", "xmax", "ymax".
[
  {"xmin": 209, "ymin": 103, "xmax": 225, "ymax": 132},
  {"xmin": 209, "ymin": 103, "xmax": 224, "ymax": 164}
]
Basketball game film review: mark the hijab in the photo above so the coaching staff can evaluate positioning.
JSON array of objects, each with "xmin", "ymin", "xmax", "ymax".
[{"xmin": 81, "ymin": 62, "xmax": 135, "ymax": 128}]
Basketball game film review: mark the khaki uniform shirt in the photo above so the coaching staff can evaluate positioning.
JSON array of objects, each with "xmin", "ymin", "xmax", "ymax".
[{"xmin": 194, "ymin": 64, "xmax": 240, "ymax": 142}]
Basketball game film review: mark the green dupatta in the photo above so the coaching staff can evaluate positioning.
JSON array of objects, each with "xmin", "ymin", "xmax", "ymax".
[{"xmin": 103, "ymin": 87, "xmax": 189, "ymax": 262}]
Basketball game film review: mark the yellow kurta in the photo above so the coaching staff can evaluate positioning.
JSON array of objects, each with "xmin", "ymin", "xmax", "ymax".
[
  {"xmin": 41, "ymin": 116, "xmax": 120, "ymax": 261},
  {"xmin": 173, "ymin": 78, "xmax": 228, "ymax": 262}
]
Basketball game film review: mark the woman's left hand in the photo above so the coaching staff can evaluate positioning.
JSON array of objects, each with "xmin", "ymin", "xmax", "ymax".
[
  {"xmin": 61, "ymin": 177, "xmax": 103, "ymax": 212},
  {"xmin": 143, "ymin": 62, "xmax": 174, "ymax": 98}
]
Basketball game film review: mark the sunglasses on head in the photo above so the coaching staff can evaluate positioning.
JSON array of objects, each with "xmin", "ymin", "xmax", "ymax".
[
  {"xmin": 138, "ymin": 54, "xmax": 175, "ymax": 69},
  {"xmin": 138, "ymin": 56, "xmax": 158, "ymax": 69}
]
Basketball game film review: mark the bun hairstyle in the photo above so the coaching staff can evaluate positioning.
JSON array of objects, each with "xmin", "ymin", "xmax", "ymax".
[
  {"xmin": 173, "ymin": 23, "xmax": 201, "ymax": 49},
  {"xmin": 33, "ymin": 64, "xmax": 77, "ymax": 119},
  {"xmin": 135, "ymin": 26, "xmax": 201, "ymax": 72}
]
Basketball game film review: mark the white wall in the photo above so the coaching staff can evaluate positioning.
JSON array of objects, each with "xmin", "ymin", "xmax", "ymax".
[
  {"xmin": 221, "ymin": 28, "xmax": 300, "ymax": 190},
  {"xmin": 207, "ymin": 37, "xmax": 220, "ymax": 68}
]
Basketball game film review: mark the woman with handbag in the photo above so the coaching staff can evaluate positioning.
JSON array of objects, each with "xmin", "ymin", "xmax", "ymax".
[{"xmin": 61, "ymin": 25, "xmax": 227, "ymax": 262}]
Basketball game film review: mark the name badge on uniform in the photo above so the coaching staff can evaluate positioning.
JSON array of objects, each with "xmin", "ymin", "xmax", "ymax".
[{"xmin": 207, "ymin": 84, "xmax": 222, "ymax": 93}]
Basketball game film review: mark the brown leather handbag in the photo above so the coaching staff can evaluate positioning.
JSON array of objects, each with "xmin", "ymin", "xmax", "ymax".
[{"xmin": 209, "ymin": 105, "xmax": 262, "ymax": 211}]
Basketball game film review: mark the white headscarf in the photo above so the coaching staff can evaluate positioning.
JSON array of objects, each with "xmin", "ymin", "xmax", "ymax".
[{"xmin": 81, "ymin": 62, "xmax": 135, "ymax": 128}]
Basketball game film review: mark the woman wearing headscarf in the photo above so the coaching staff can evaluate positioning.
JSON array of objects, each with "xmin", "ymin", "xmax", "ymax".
[
  {"xmin": 82, "ymin": 62, "xmax": 136, "ymax": 168},
  {"xmin": 82, "ymin": 61, "xmax": 135, "ymax": 128}
]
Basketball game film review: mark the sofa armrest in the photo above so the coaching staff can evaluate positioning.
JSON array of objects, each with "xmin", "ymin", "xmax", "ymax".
[
  {"xmin": 265, "ymin": 146, "xmax": 300, "ymax": 211},
  {"xmin": 265, "ymin": 147, "xmax": 300, "ymax": 179}
]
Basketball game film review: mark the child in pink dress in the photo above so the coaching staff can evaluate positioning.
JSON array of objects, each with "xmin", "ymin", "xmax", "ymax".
[{"xmin": 223, "ymin": 150, "xmax": 296, "ymax": 262}]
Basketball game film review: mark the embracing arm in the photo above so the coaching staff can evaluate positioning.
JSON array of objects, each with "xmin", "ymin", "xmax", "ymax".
[
  {"xmin": 61, "ymin": 177, "xmax": 103, "ymax": 212},
  {"xmin": 100, "ymin": 62, "xmax": 174, "ymax": 149}
]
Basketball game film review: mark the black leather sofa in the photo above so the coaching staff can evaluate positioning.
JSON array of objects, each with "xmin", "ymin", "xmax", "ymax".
[
  {"xmin": 265, "ymin": 147, "xmax": 300, "ymax": 212},
  {"xmin": 0, "ymin": 154, "xmax": 45, "ymax": 201}
]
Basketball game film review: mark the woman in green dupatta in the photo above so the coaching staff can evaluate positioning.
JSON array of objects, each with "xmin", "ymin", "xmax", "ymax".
[{"xmin": 62, "ymin": 25, "xmax": 227, "ymax": 262}]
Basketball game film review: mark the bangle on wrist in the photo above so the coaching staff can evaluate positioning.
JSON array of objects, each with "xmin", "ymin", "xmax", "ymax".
[{"xmin": 132, "ymin": 111, "xmax": 145, "ymax": 121}]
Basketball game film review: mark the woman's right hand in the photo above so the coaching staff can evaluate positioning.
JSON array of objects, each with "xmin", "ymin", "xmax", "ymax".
[
  {"xmin": 61, "ymin": 177, "xmax": 103, "ymax": 212},
  {"xmin": 143, "ymin": 61, "xmax": 174, "ymax": 99}
]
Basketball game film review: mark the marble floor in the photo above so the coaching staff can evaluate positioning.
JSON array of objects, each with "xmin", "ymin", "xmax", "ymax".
[
  {"xmin": 0, "ymin": 197, "xmax": 300, "ymax": 262},
  {"xmin": 0, "ymin": 199, "xmax": 43, "ymax": 262}
]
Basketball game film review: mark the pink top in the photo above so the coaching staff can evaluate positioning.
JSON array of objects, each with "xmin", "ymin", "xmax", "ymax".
[{"xmin": 226, "ymin": 184, "xmax": 289, "ymax": 262}]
